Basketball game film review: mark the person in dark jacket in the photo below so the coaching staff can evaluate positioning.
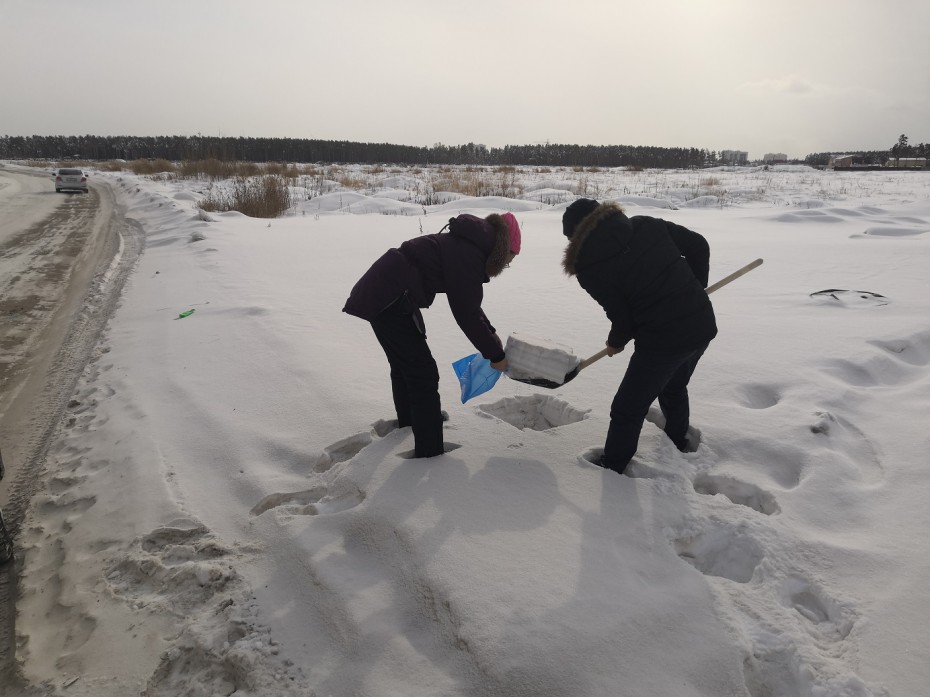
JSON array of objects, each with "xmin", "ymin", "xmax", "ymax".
[
  {"xmin": 561, "ymin": 198, "xmax": 716, "ymax": 474},
  {"xmin": 344, "ymin": 212, "xmax": 521, "ymax": 458}
]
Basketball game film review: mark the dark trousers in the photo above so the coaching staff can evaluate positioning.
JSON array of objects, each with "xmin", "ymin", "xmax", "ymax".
[
  {"xmin": 371, "ymin": 297, "xmax": 444, "ymax": 458},
  {"xmin": 601, "ymin": 342, "xmax": 709, "ymax": 474}
]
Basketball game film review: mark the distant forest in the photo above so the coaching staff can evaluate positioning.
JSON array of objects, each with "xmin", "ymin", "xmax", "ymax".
[
  {"xmin": 2, "ymin": 134, "xmax": 922, "ymax": 168},
  {"xmin": 3, "ymin": 134, "xmax": 743, "ymax": 168}
]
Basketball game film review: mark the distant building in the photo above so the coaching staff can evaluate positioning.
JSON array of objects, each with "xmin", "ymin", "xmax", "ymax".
[
  {"xmin": 762, "ymin": 153, "xmax": 788, "ymax": 163},
  {"xmin": 829, "ymin": 155, "xmax": 856, "ymax": 168},
  {"xmin": 721, "ymin": 150, "xmax": 749, "ymax": 165},
  {"xmin": 885, "ymin": 157, "xmax": 927, "ymax": 168}
]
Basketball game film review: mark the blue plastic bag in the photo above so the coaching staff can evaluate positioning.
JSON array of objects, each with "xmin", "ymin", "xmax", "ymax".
[{"xmin": 452, "ymin": 353, "xmax": 502, "ymax": 403}]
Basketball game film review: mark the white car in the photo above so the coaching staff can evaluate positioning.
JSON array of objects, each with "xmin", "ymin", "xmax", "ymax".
[{"xmin": 54, "ymin": 168, "xmax": 88, "ymax": 193}]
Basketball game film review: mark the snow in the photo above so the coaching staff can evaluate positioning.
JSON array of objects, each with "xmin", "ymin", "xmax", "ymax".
[
  {"xmin": 10, "ymin": 164, "xmax": 930, "ymax": 696},
  {"xmin": 504, "ymin": 332, "xmax": 581, "ymax": 385}
]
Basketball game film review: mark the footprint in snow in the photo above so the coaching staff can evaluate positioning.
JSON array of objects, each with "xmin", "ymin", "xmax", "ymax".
[
  {"xmin": 576, "ymin": 448, "xmax": 671, "ymax": 480},
  {"xmin": 692, "ymin": 473, "xmax": 780, "ymax": 515},
  {"xmin": 577, "ymin": 447, "xmax": 605, "ymax": 471},
  {"xmin": 736, "ymin": 384, "xmax": 782, "ymax": 410},
  {"xmin": 868, "ymin": 329, "xmax": 930, "ymax": 367},
  {"xmin": 643, "ymin": 407, "xmax": 702, "ymax": 453},
  {"xmin": 311, "ymin": 431, "xmax": 372, "ymax": 472},
  {"xmin": 254, "ymin": 419, "xmax": 430, "ymax": 517},
  {"xmin": 806, "ymin": 410, "xmax": 883, "ymax": 485},
  {"xmin": 672, "ymin": 524, "xmax": 765, "ymax": 584},
  {"xmin": 250, "ymin": 484, "xmax": 364, "ymax": 517},
  {"xmin": 714, "ymin": 438, "xmax": 806, "ymax": 490},
  {"xmin": 822, "ymin": 328, "xmax": 930, "ymax": 388},
  {"xmin": 371, "ymin": 418, "xmax": 401, "ymax": 438},
  {"xmin": 779, "ymin": 576, "xmax": 854, "ymax": 641},
  {"xmin": 105, "ymin": 521, "xmax": 236, "ymax": 613},
  {"xmin": 140, "ymin": 523, "xmax": 230, "ymax": 566}
]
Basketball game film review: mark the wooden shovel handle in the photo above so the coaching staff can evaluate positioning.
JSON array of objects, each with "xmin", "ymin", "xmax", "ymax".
[
  {"xmin": 577, "ymin": 258, "xmax": 764, "ymax": 374},
  {"xmin": 705, "ymin": 258, "xmax": 763, "ymax": 295},
  {"xmin": 578, "ymin": 347, "xmax": 611, "ymax": 370}
]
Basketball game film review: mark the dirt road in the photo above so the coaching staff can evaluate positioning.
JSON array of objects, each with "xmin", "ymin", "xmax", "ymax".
[{"xmin": 0, "ymin": 164, "xmax": 143, "ymax": 687}]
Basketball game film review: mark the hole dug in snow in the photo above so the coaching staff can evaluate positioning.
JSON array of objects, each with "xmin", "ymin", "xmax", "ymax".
[{"xmin": 479, "ymin": 395, "xmax": 589, "ymax": 432}]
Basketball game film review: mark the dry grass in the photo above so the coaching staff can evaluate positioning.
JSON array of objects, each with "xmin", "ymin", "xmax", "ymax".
[
  {"xmin": 423, "ymin": 168, "xmax": 523, "ymax": 200},
  {"xmin": 263, "ymin": 162, "xmax": 301, "ymax": 181},
  {"xmin": 198, "ymin": 175, "xmax": 292, "ymax": 218},
  {"xmin": 179, "ymin": 159, "xmax": 248, "ymax": 180},
  {"xmin": 129, "ymin": 159, "xmax": 177, "ymax": 175},
  {"xmin": 125, "ymin": 159, "xmax": 299, "ymax": 181},
  {"xmin": 336, "ymin": 173, "xmax": 367, "ymax": 189},
  {"xmin": 55, "ymin": 159, "xmax": 92, "ymax": 168},
  {"xmin": 298, "ymin": 164, "xmax": 323, "ymax": 177}
]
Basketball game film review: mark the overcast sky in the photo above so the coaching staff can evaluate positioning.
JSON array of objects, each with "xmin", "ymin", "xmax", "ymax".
[{"xmin": 2, "ymin": 0, "xmax": 928, "ymax": 159}]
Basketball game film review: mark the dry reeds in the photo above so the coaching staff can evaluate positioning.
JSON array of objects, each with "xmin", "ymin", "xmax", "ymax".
[
  {"xmin": 128, "ymin": 159, "xmax": 176, "ymax": 175},
  {"xmin": 198, "ymin": 175, "xmax": 292, "ymax": 218}
]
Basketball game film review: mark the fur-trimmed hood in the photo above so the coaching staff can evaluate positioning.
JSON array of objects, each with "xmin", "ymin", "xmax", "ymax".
[
  {"xmin": 481, "ymin": 213, "xmax": 513, "ymax": 278},
  {"xmin": 445, "ymin": 212, "xmax": 512, "ymax": 278},
  {"xmin": 562, "ymin": 202, "xmax": 628, "ymax": 276}
]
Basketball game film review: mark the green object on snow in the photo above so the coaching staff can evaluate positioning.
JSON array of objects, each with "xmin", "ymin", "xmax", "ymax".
[{"xmin": 178, "ymin": 309, "xmax": 195, "ymax": 319}]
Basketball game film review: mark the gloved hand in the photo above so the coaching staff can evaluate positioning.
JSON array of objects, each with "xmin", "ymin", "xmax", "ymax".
[{"xmin": 605, "ymin": 343, "xmax": 625, "ymax": 357}]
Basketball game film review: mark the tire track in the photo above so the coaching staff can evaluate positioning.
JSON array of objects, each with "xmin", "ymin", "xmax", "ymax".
[{"xmin": 0, "ymin": 173, "xmax": 144, "ymax": 687}]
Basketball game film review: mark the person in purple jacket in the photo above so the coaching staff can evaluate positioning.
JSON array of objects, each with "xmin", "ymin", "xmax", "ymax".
[{"xmin": 343, "ymin": 212, "xmax": 522, "ymax": 458}]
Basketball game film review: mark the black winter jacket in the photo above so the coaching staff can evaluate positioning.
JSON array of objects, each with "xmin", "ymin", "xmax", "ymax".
[
  {"xmin": 343, "ymin": 214, "xmax": 512, "ymax": 362},
  {"xmin": 562, "ymin": 203, "xmax": 717, "ymax": 352}
]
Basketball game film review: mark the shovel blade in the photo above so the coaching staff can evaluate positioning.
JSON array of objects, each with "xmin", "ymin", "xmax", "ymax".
[
  {"xmin": 508, "ymin": 365, "xmax": 580, "ymax": 390},
  {"xmin": 508, "ymin": 375, "xmax": 562, "ymax": 389}
]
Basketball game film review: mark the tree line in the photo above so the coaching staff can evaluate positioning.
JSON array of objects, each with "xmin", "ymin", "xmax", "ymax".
[
  {"xmin": 4, "ymin": 133, "xmax": 924, "ymax": 169},
  {"xmin": 804, "ymin": 134, "xmax": 928, "ymax": 167},
  {"xmin": 0, "ymin": 134, "xmax": 721, "ymax": 169}
]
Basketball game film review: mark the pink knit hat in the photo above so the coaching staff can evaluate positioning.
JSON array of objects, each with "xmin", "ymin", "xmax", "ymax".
[{"xmin": 501, "ymin": 212, "xmax": 521, "ymax": 254}]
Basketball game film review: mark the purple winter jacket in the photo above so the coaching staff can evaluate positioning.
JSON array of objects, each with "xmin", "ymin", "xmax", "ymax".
[{"xmin": 343, "ymin": 214, "xmax": 508, "ymax": 362}]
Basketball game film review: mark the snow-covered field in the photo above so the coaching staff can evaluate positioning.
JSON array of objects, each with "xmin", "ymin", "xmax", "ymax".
[{"xmin": 11, "ymin": 163, "xmax": 930, "ymax": 696}]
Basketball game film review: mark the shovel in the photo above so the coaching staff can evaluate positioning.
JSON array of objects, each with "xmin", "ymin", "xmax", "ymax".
[{"xmin": 510, "ymin": 258, "xmax": 763, "ymax": 389}]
